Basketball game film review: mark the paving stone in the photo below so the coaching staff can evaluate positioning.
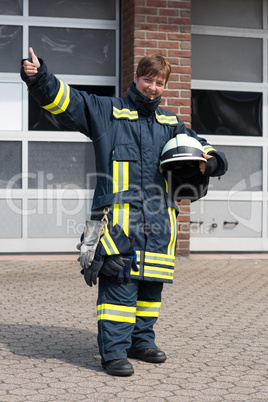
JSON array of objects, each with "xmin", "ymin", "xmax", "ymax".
[{"xmin": 1, "ymin": 257, "xmax": 268, "ymax": 400}]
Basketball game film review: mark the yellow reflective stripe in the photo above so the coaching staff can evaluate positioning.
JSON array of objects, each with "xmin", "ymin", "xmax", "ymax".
[
  {"xmin": 113, "ymin": 160, "xmax": 119, "ymax": 193},
  {"xmin": 113, "ymin": 106, "xmax": 138, "ymax": 120},
  {"xmin": 97, "ymin": 303, "xmax": 136, "ymax": 323},
  {"xmin": 113, "ymin": 161, "xmax": 129, "ymax": 193},
  {"xmin": 100, "ymin": 231, "xmax": 120, "ymax": 255},
  {"xmin": 167, "ymin": 207, "xmax": 177, "ymax": 256},
  {"xmin": 144, "ymin": 257, "xmax": 174, "ymax": 267},
  {"xmin": 136, "ymin": 301, "xmax": 161, "ymax": 317},
  {"xmin": 137, "ymin": 301, "xmax": 161, "ymax": 308},
  {"xmin": 113, "ymin": 203, "xmax": 129, "ymax": 237},
  {"xmin": 164, "ymin": 177, "xmax": 168, "ymax": 193},
  {"xmin": 155, "ymin": 112, "xmax": 178, "ymax": 125},
  {"xmin": 42, "ymin": 79, "xmax": 70, "ymax": 115},
  {"xmin": 130, "ymin": 270, "xmax": 140, "ymax": 276},
  {"xmin": 144, "ymin": 251, "xmax": 175, "ymax": 264},
  {"xmin": 203, "ymin": 145, "xmax": 216, "ymax": 154},
  {"xmin": 144, "ymin": 266, "xmax": 174, "ymax": 280},
  {"xmin": 122, "ymin": 162, "xmax": 129, "ymax": 191}
]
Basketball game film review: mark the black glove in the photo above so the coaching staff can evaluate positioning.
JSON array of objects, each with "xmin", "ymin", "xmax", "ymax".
[
  {"xmin": 204, "ymin": 156, "xmax": 218, "ymax": 176},
  {"xmin": 100, "ymin": 255, "xmax": 125, "ymax": 279},
  {"xmin": 81, "ymin": 258, "xmax": 104, "ymax": 287}
]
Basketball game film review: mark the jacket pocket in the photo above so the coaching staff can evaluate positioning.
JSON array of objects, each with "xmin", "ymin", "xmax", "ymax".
[{"xmin": 112, "ymin": 144, "xmax": 137, "ymax": 193}]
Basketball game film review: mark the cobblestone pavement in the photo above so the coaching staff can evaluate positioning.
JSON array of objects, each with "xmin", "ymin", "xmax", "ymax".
[{"xmin": 1, "ymin": 256, "xmax": 268, "ymax": 401}]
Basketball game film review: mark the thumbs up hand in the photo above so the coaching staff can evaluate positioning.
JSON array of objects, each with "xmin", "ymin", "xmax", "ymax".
[{"xmin": 22, "ymin": 47, "xmax": 40, "ymax": 76}]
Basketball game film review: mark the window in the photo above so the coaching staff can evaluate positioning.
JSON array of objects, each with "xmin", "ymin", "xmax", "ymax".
[{"xmin": 0, "ymin": 0, "xmax": 119, "ymax": 251}]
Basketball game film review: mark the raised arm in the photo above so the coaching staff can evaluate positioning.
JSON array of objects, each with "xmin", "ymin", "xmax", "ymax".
[{"xmin": 20, "ymin": 48, "xmax": 113, "ymax": 140}]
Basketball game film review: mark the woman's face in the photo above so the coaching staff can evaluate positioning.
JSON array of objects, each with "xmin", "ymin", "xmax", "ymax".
[{"xmin": 134, "ymin": 73, "xmax": 166, "ymax": 100}]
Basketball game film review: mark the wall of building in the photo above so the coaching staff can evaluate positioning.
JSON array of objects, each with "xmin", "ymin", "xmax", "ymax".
[{"xmin": 122, "ymin": 0, "xmax": 192, "ymax": 256}]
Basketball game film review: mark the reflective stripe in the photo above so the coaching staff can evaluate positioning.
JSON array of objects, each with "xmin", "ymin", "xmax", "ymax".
[
  {"xmin": 164, "ymin": 177, "xmax": 168, "ymax": 193},
  {"xmin": 100, "ymin": 231, "xmax": 120, "ymax": 255},
  {"xmin": 113, "ymin": 160, "xmax": 129, "ymax": 193},
  {"xmin": 113, "ymin": 203, "xmax": 129, "ymax": 237},
  {"xmin": 144, "ymin": 251, "xmax": 175, "ymax": 266},
  {"xmin": 113, "ymin": 106, "xmax": 138, "ymax": 120},
  {"xmin": 144, "ymin": 266, "xmax": 174, "ymax": 280},
  {"xmin": 155, "ymin": 112, "xmax": 178, "ymax": 125},
  {"xmin": 167, "ymin": 207, "xmax": 177, "ymax": 256},
  {"xmin": 203, "ymin": 145, "xmax": 216, "ymax": 154},
  {"xmin": 43, "ymin": 79, "xmax": 70, "ymax": 115},
  {"xmin": 136, "ymin": 301, "xmax": 161, "ymax": 317},
  {"xmin": 132, "ymin": 250, "xmax": 175, "ymax": 277},
  {"xmin": 97, "ymin": 303, "xmax": 136, "ymax": 323}
]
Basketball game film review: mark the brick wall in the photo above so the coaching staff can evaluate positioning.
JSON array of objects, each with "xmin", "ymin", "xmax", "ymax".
[{"xmin": 122, "ymin": 0, "xmax": 192, "ymax": 256}]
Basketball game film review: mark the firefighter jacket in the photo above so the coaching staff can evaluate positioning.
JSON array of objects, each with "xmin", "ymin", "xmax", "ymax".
[{"xmin": 21, "ymin": 60, "xmax": 228, "ymax": 284}]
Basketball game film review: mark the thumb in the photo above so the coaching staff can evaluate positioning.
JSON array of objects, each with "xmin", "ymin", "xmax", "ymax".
[
  {"xmin": 202, "ymin": 153, "xmax": 212, "ymax": 161},
  {"xmin": 29, "ymin": 47, "xmax": 40, "ymax": 68}
]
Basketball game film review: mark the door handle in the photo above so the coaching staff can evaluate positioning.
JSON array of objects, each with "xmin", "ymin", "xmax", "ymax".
[{"xmin": 224, "ymin": 221, "xmax": 238, "ymax": 226}]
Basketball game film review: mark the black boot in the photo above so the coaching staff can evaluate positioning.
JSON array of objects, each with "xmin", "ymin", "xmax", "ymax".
[
  {"xmin": 128, "ymin": 348, "xmax": 166, "ymax": 363},
  {"xmin": 102, "ymin": 358, "xmax": 134, "ymax": 376}
]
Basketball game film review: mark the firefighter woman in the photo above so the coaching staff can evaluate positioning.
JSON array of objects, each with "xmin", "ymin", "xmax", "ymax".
[{"xmin": 21, "ymin": 49, "xmax": 228, "ymax": 376}]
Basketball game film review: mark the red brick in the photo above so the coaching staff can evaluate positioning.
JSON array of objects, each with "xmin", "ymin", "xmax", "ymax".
[
  {"xmin": 181, "ymin": 10, "xmax": 191, "ymax": 17},
  {"xmin": 181, "ymin": 41, "xmax": 191, "ymax": 49},
  {"xmin": 171, "ymin": 66, "xmax": 191, "ymax": 74},
  {"xmin": 134, "ymin": 6, "xmax": 158, "ymax": 15},
  {"xmin": 177, "ymin": 215, "xmax": 190, "ymax": 222},
  {"xmin": 134, "ymin": 0, "xmax": 146, "ymax": 5},
  {"xmin": 147, "ymin": 48, "xmax": 167, "ymax": 56},
  {"xmin": 134, "ymin": 31, "xmax": 146, "ymax": 39},
  {"xmin": 181, "ymin": 74, "xmax": 191, "ymax": 82},
  {"xmin": 133, "ymin": 48, "xmax": 146, "ymax": 56},
  {"xmin": 163, "ymin": 105, "xmax": 179, "ymax": 114},
  {"xmin": 168, "ymin": 49, "xmax": 191, "ymax": 58},
  {"xmin": 147, "ymin": 16, "xmax": 168, "ymax": 24},
  {"xmin": 168, "ymin": 17, "xmax": 191, "ymax": 25},
  {"xmin": 180, "ymin": 114, "xmax": 191, "ymax": 122},
  {"xmin": 160, "ymin": 8, "xmax": 180, "ymax": 17},
  {"xmin": 135, "ymin": 23, "xmax": 157, "ymax": 31},
  {"xmin": 162, "ymin": 90, "xmax": 180, "ymax": 98},
  {"xmin": 179, "ymin": 206, "xmax": 190, "ymax": 214},
  {"xmin": 146, "ymin": 32, "xmax": 167, "ymax": 40},
  {"xmin": 169, "ymin": 83, "xmax": 191, "ymax": 91},
  {"xmin": 180, "ymin": 58, "xmax": 191, "ymax": 66},
  {"xmin": 180, "ymin": 107, "xmax": 192, "ymax": 114},
  {"xmin": 135, "ymin": 40, "xmax": 158, "ymax": 48},
  {"xmin": 178, "ymin": 240, "xmax": 190, "ymax": 249},
  {"xmin": 158, "ymin": 40, "xmax": 179, "ymax": 49},
  {"xmin": 168, "ymin": 1, "xmax": 191, "ymax": 9},
  {"xmin": 181, "ymin": 89, "xmax": 191, "ymax": 97},
  {"xmin": 177, "ymin": 232, "xmax": 190, "ymax": 240},
  {"xmin": 169, "ymin": 35, "xmax": 191, "ymax": 43},
  {"xmin": 168, "ymin": 98, "xmax": 191, "ymax": 106},
  {"xmin": 147, "ymin": 0, "xmax": 167, "ymax": 7},
  {"xmin": 180, "ymin": 25, "xmax": 191, "ymax": 33},
  {"xmin": 134, "ymin": 15, "xmax": 146, "ymax": 23},
  {"xmin": 159, "ymin": 24, "xmax": 179, "ymax": 32}
]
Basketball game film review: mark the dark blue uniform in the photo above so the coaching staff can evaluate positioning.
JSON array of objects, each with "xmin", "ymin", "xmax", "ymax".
[{"xmin": 21, "ymin": 61, "xmax": 228, "ymax": 361}]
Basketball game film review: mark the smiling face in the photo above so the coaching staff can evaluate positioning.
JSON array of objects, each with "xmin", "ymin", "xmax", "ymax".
[{"xmin": 134, "ymin": 73, "xmax": 166, "ymax": 100}]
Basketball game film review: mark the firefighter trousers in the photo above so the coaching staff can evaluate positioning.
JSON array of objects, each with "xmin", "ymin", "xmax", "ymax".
[{"xmin": 97, "ymin": 276, "xmax": 163, "ymax": 362}]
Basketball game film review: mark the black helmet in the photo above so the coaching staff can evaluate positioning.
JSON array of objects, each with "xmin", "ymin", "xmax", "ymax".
[{"xmin": 160, "ymin": 134, "xmax": 209, "ymax": 202}]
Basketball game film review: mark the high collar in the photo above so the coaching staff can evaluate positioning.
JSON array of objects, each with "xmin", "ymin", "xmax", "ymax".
[{"xmin": 128, "ymin": 82, "xmax": 161, "ymax": 117}]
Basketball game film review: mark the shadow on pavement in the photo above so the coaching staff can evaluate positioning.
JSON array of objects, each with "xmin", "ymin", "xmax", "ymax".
[{"xmin": 0, "ymin": 323, "xmax": 102, "ymax": 371}]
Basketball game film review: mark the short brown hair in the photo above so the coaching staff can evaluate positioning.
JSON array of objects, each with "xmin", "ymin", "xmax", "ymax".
[{"xmin": 136, "ymin": 54, "xmax": 171, "ymax": 84}]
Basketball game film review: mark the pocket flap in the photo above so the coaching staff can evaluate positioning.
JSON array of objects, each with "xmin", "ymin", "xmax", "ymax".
[{"xmin": 112, "ymin": 144, "xmax": 138, "ymax": 162}]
